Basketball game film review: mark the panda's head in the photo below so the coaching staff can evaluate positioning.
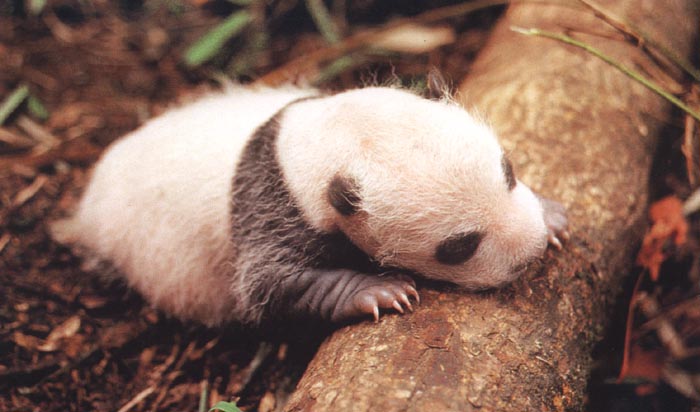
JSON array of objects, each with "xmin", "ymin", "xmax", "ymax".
[{"xmin": 277, "ymin": 87, "xmax": 549, "ymax": 289}]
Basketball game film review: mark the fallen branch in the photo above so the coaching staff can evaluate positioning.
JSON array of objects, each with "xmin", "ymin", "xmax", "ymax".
[{"xmin": 284, "ymin": 1, "xmax": 698, "ymax": 410}]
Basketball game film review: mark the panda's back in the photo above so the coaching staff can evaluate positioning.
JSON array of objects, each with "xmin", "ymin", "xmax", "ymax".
[{"xmin": 56, "ymin": 87, "xmax": 311, "ymax": 325}]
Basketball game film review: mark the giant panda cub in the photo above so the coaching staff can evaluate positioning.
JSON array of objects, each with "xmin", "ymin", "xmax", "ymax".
[{"xmin": 51, "ymin": 83, "xmax": 569, "ymax": 326}]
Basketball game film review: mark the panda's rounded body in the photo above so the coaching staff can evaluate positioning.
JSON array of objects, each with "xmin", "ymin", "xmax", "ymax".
[{"xmin": 52, "ymin": 85, "xmax": 568, "ymax": 326}]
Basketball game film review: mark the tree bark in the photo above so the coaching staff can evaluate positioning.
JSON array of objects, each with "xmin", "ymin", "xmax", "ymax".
[{"xmin": 285, "ymin": 1, "xmax": 698, "ymax": 411}]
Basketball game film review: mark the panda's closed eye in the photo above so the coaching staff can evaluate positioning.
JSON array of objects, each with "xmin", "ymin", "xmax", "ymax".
[
  {"xmin": 502, "ymin": 154, "xmax": 516, "ymax": 191},
  {"xmin": 435, "ymin": 231, "xmax": 485, "ymax": 265}
]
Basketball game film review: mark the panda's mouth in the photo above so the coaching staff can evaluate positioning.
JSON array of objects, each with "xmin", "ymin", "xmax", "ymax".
[{"xmin": 511, "ymin": 256, "xmax": 541, "ymax": 277}]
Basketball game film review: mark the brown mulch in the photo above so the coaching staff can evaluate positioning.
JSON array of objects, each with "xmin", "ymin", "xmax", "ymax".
[
  {"xmin": 3, "ymin": 1, "xmax": 698, "ymax": 411},
  {"xmin": 0, "ymin": 1, "xmax": 498, "ymax": 411}
]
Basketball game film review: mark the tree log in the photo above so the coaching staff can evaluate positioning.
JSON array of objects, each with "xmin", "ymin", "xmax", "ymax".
[{"xmin": 285, "ymin": 1, "xmax": 698, "ymax": 411}]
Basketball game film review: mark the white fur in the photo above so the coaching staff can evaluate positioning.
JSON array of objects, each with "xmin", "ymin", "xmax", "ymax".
[
  {"xmin": 52, "ymin": 86, "xmax": 313, "ymax": 326},
  {"xmin": 53, "ymin": 85, "xmax": 549, "ymax": 325},
  {"xmin": 278, "ymin": 88, "xmax": 547, "ymax": 288}
]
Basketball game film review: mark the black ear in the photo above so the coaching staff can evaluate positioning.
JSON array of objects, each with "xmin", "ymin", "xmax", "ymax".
[
  {"xmin": 426, "ymin": 68, "xmax": 452, "ymax": 100},
  {"xmin": 327, "ymin": 174, "xmax": 362, "ymax": 216},
  {"xmin": 501, "ymin": 154, "xmax": 516, "ymax": 191}
]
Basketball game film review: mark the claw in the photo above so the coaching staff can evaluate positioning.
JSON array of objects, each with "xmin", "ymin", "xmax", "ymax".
[
  {"xmin": 373, "ymin": 306, "xmax": 380, "ymax": 323},
  {"xmin": 539, "ymin": 196, "xmax": 569, "ymax": 250},
  {"xmin": 548, "ymin": 234, "xmax": 563, "ymax": 250},
  {"xmin": 398, "ymin": 293, "xmax": 413, "ymax": 312},
  {"xmin": 406, "ymin": 286, "xmax": 420, "ymax": 304},
  {"xmin": 392, "ymin": 300, "xmax": 404, "ymax": 314}
]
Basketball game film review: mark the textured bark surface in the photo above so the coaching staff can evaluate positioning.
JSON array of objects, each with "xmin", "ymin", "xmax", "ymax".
[{"xmin": 285, "ymin": 1, "xmax": 698, "ymax": 411}]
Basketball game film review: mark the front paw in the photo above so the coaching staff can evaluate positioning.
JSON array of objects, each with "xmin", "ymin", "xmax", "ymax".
[
  {"xmin": 539, "ymin": 197, "xmax": 570, "ymax": 250},
  {"xmin": 337, "ymin": 273, "xmax": 419, "ymax": 323}
]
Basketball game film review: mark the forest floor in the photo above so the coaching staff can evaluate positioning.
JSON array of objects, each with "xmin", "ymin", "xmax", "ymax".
[
  {"xmin": 0, "ymin": 1, "xmax": 497, "ymax": 411},
  {"xmin": 1, "ymin": 1, "xmax": 698, "ymax": 411}
]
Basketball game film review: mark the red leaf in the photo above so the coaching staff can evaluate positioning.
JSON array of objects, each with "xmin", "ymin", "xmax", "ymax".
[
  {"xmin": 636, "ymin": 196, "xmax": 688, "ymax": 281},
  {"xmin": 620, "ymin": 343, "xmax": 664, "ymax": 383}
]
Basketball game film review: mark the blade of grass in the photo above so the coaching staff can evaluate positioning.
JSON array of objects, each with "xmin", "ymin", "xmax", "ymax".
[
  {"xmin": 511, "ymin": 27, "xmax": 700, "ymax": 122},
  {"xmin": 198, "ymin": 381, "xmax": 208, "ymax": 412},
  {"xmin": 313, "ymin": 55, "xmax": 361, "ymax": 85},
  {"xmin": 183, "ymin": 10, "xmax": 252, "ymax": 68},
  {"xmin": 305, "ymin": 0, "xmax": 341, "ymax": 44},
  {"xmin": 258, "ymin": 0, "xmax": 508, "ymax": 86},
  {"xmin": 577, "ymin": 0, "xmax": 700, "ymax": 83},
  {"xmin": 0, "ymin": 85, "xmax": 30, "ymax": 126},
  {"xmin": 27, "ymin": 95, "xmax": 49, "ymax": 121}
]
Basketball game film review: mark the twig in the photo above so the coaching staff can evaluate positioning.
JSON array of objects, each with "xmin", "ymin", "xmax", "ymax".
[
  {"xmin": 636, "ymin": 294, "xmax": 700, "ymax": 335},
  {"xmin": 40, "ymin": 320, "xmax": 151, "ymax": 385},
  {"xmin": 0, "ymin": 138, "xmax": 102, "ymax": 172},
  {"xmin": 0, "ymin": 358, "xmax": 62, "ymax": 389},
  {"xmin": 43, "ymin": 344, "xmax": 102, "ymax": 383},
  {"xmin": 150, "ymin": 340, "xmax": 197, "ymax": 411},
  {"xmin": 0, "ymin": 128, "xmax": 35, "ymax": 149},
  {"xmin": 682, "ymin": 113, "xmax": 698, "ymax": 187},
  {"xmin": 511, "ymin": 27, "xmax": 700, "ymax": 122},
  {"xmin": 0, "ymin": 233, "xmax": 10, "ymax": 254},
  {"xmin": 43, "ymin": 12, "xmax": 76, "ymax": 43},
  {"xmin": 682, "ymin": 84, "xmax": 700, "ymax": 189},
  {"xmin": 662, "ymin": 363, "xmax": 700, "ymax": 400},
  {"xmin": 414, "ymin": 0, "xmax": 509, "ymax": 24},
  {"xmin": 229, "ymin": 342, "xmax": 274, "ymax": 395},
  {"xmin": 682, "ymin": 187, "xmax": 700, "ymax": 216},
  {"xmin": 16, "ymin": 115, "xmax": 61, "ymax": 147},
  {"xmin": 12, "ymin": 174, "xmax": 48, "ymax": 208},
  {"xmin": 636, "ymin": 292, "xmax": 688, "ymax": 360},
  {"xmin": 240, "ymin": 342, "xmax": 273, "ymax": 391},
  {"xmin": 116, "ymin": 386, "xmax": 156, "ymax": 412}
]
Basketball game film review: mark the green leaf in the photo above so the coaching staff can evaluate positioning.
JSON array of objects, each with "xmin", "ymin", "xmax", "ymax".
[
  {"xmin": 313, "ymin": 55, "xmax": 359, "ymax": 85},
  {"xmin": 183, "ymin": 10, "xmax": 252, "ymax": 68},
  {"xmin": 208, "ymin": 401, "xmax": 242, "ymax": 412},
  {"xmin": 27, "ymin": 0, "xmax": 47, "ymax": 15},
  {"xmin": 27, "ymin": 94, "xmax": 49, "ymax": 121},
  {"xmin": 0, "ymin": 84, "xmax": 29, "ymax": 126},
  {"xmin": 304, "ymin": 0, "xmax": 341, "ymax": 44}
]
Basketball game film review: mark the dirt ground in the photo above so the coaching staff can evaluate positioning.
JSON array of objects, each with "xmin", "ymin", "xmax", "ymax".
[
  {"xmin": 2, "ymin": 1, "xmax": 699, "ymax": 411},
  {"xmin": 0, "ymin": 1, "xmax": 499, "ymax": 411}
]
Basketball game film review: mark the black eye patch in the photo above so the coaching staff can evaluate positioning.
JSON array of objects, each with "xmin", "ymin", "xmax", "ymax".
[
  {"xmin": 327, "ymin": 174, "xmax": 362, "ymax": 216},
  {"xmin": 435, "ymin": 231, "xmax": 485, "ymax": 265},
  {"xmin": 501, "ymin": 154, "xmax": 516, "ymax": 191}
]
